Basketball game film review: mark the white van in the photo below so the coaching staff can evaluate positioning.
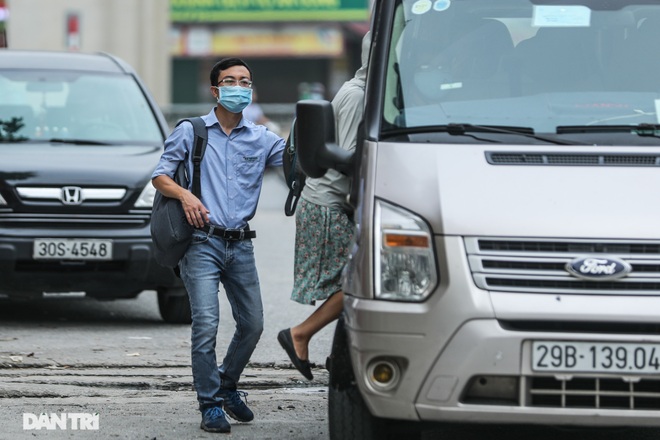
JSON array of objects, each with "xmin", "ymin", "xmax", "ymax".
[{"xmin": 296, "ymin": 0, "xmax": 660, "ymax": 438}]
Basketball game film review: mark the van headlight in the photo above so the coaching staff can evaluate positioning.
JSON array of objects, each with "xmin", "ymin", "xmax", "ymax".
[
  {"xmin": 374, "ymin": 199, "xmax": 437, "ymax": 301},
  {"xmin": 0, "ymin": 192, "xmax": 6, "ymax": 205},
  {"xmin": 134, "ymin": 181, "xmax": 157, "ymax": 208}
]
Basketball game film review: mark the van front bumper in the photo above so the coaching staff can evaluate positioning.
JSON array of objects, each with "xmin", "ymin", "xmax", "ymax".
[{"xmin": 345, "ymin": 311, "xmax": 660, "ymax": 428}]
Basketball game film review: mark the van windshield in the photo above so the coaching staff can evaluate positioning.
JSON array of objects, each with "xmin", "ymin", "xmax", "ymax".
[{"xmin": 384, "ymin": 0, "xmax": 660, "ymax": 142}]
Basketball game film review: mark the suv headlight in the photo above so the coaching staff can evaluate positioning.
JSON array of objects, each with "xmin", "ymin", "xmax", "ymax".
[
  {"xmin": 374, "ymin": 199, "xmax": 437, "ymax": 301},
  {"xmin": 134, "ymin": 181, "xmax": 157, "ymax": 208},
  {"xmin": 0, "ymin": 192, "xmax": 6, "ymax": 205}
]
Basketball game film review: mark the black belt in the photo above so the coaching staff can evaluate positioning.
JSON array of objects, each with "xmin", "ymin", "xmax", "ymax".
[{"xmin": 198, "ymin": 224, "xmax": 256, "ymax": 240}]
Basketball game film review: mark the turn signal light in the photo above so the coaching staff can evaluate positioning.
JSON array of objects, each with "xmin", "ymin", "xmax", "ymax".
[{"xmin": 384, "ymin": 233, "xmax": 429, "ymax": 248}]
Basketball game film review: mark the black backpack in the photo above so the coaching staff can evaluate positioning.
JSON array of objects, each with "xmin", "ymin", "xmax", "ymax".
[
  {"xmin": 150, "ymin": 117, "xmax": 207, "ymax": 269},
  {"xmin": 283, "ymin": 118, "xmax": 307, "ymax": 216}
]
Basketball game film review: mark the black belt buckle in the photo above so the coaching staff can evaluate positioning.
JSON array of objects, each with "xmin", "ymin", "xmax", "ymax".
[
  {"xmin": 202, "ymin": 224, "xmax": 250, "ymax": 240},
  {"xmin": 223, "ymin": 228, "xmax": 244, "ymax": 241}
]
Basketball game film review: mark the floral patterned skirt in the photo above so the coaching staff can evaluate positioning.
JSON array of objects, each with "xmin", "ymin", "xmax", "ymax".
[{"xmin": 290, "ymin": 198, "xmax": 354, "ymax": 305}]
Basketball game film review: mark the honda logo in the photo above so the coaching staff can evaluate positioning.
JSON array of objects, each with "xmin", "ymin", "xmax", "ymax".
[{"xmin": 61, "ymin": 186, "xmax": 83, "ymax": 205}]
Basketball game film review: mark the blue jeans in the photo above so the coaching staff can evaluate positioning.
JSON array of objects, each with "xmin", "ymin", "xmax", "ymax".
[{"xmin": 180, "ymin": 230, "xmax": 264, "ymax": 410}]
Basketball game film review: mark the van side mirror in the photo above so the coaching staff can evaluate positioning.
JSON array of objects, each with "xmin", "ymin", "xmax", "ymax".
[{"xmin": 295, "ymin": 100, "xmax": 355, "ymax": 178}]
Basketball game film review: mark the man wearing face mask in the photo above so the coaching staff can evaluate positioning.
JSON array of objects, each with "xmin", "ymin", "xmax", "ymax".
[{"xmin": 151, "ymin": 58, "xmax": 284, "ymax": 433}]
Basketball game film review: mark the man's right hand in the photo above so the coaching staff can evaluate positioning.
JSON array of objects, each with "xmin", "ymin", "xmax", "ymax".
[{"xmin": 152, "ymin": 175, "xmax": 210, "ymax": 228}]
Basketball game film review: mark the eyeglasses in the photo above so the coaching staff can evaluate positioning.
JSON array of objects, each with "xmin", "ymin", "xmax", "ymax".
[{"xmin": 217, "ymin": 78, "xmax": 253, "ymax": 88}]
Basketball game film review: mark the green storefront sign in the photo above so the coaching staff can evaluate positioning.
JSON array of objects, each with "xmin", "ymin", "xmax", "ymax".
[{"xmin": 171, "ymin": 0, "xmax": 369, "ymax": 22}]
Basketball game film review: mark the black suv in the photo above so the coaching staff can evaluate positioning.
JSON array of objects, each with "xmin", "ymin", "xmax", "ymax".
[{"xmin": 0, "ymin": 50, "xmax": 190, "ymax": 323}]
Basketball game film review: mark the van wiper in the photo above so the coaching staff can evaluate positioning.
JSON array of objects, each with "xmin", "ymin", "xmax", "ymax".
[
  {"xmin": 385, "ymin": 123, "xmax": 582, "ymax": 145},
  {"xmin": 445, "ymin": 123, "xmax": 578, "ymax": 145},
  {"xmin": 48, "ymin": 138, "xmax": 113, "ymax": 146},
  {"xmin": 557, "ymin": 124, "xmax": 660, "ymax": 138}
]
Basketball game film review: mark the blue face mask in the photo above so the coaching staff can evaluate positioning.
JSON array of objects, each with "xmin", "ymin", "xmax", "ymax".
[{"xmin": 216, "ymin": 86, "xmax": 252, "ymax": 113}]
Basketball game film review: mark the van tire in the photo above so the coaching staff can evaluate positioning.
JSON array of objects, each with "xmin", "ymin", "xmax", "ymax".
[
  {"xmin": 328, "ymin": 316, "xmax": 383, "ymax": 440},
  {"xmin": 157, "ymin": 287, "xmax": 192, "ymax": 324},
  {"xmin": 328, "ymin": 316, "xmax": 421, "ymax": 440}
]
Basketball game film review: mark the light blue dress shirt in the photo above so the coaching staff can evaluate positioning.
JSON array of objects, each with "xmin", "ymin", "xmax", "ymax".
[{"xmin": 152, "ymin": 109, "xmax": 284, "ymax": 229}]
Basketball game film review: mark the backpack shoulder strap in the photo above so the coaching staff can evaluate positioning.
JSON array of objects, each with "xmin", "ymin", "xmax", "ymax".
[
  {"xmin": 284, "ymin": 118, "xmax": 306, "ymax": 216},
  {"xmin": 175, "ymin": 117, "xmax": 208, "ymax": 198}
]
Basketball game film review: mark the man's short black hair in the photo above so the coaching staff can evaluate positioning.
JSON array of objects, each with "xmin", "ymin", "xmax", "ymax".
[{"xmin": 210, "ymin": 58, "xmax": 253, "ymax": 86}]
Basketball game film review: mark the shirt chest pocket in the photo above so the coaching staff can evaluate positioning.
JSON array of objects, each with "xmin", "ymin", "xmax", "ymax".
[{"xmin": 233, "ymin": 154, "xmax": 264, "ymax": 189}]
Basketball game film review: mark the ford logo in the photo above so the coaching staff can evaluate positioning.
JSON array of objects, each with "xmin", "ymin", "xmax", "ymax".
[{"xmin": 565, "ymin": 256, "xmax": 631, "ymax": 281}]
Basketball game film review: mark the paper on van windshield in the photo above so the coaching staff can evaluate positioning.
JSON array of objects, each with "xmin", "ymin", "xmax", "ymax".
[{"xmin": 533, "ymin": 5, "xmax": 591, "ymax": 27}]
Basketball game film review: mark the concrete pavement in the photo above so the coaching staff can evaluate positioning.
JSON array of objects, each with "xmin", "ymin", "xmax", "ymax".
[{"xmin": 0, "ymin": 364, "xmax": 329, "ymax": 439}]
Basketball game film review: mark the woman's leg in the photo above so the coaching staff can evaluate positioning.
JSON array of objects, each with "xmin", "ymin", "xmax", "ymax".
[{"xmin": 290, "ymin": 290, "xmax": 344, "ymax": 361}]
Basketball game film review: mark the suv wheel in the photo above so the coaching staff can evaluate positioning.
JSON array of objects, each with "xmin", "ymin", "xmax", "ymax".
[{"xmin": 157, "ymin": 287, "xmax": 192, "ymax": 324}]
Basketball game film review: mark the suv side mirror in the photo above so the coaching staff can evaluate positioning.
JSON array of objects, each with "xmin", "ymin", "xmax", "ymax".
[{"xmin": 295, "ymin": 99, "xmax": 355, "ymax": 178}]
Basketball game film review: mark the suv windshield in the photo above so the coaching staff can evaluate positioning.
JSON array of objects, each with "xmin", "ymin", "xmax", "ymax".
[
  {"xmin": 384, "ymin": 0, "xmax": 660, "ymax": 142},
  {"xmin": 0, "ymin": 70, "xmax": 163, "ymax": 144}
]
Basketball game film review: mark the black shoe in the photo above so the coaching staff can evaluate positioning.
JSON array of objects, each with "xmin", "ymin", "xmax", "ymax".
[
  {"xmin": 277, "ymin": 328, "xmax": 314, "ymax": 380},
  {"xmin": 219, "ymin": 388, "xmax": 254, "ymax": 422},
  {"xmin": 200, "ymin": 406, "xmax": 231, "ymax": 433}
]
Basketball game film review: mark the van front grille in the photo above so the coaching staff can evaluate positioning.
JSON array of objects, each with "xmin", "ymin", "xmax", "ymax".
[
  {"xmin": 529, "ymin": 376, "xmax": 660, "ymax": 410},
  {"xmin": 477, "ymin": 239, "xmax": 660, "ymax": 255},
  {"xmin": 466, "ymin": 238, "xmax": 660, "ymax": 295},
  {"xmin": 500, "ymin": 320, "xmax": 660, "ymax": 335},
  {"xmin": 487, "ymin": 152, "xmax": 660, "ymax": 167}
]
